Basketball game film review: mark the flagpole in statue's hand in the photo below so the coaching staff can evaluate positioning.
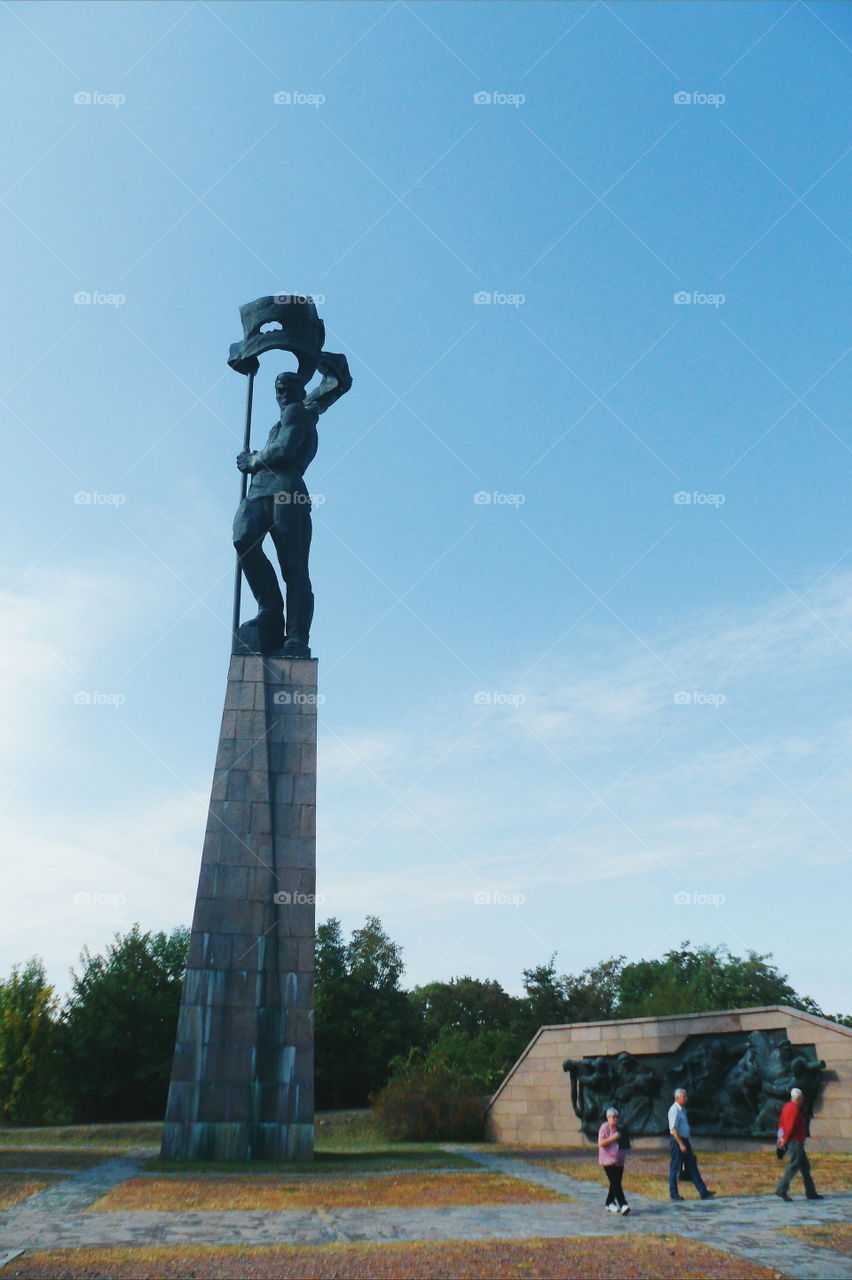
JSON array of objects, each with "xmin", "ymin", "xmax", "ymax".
[{"xmin": 231, "ymin": 369, "xmax": 255, "ymax": 644}]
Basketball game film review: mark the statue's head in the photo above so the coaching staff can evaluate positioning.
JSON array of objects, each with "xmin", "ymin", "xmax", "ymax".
[{"xmin": 275, "ymin": 372, "xmax": 307, "ymax": 406}]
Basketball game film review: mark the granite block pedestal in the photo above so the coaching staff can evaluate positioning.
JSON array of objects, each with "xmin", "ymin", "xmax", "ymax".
[{"xmin": 161, "ymin": 654, "xmax": 318, "ymax": 1161}]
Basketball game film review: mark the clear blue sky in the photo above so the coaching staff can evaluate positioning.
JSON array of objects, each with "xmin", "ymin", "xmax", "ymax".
[{"xmin": 2, "ymin": 1, "xmax": 851, "ymax": 1013}]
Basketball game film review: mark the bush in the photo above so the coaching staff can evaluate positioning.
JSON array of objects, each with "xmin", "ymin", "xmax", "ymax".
[{"xmin": 373, "ymin": 1062, "xmax": 487, "ymax": 1142}]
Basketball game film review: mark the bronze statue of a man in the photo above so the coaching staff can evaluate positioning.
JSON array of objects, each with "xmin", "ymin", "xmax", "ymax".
[{"xmin": 233, "ymin": 372, "xmax": 319, "ymax": 657}]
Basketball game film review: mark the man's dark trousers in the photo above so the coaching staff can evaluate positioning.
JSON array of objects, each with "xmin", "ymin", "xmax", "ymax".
[
  {"xmin": 776, "ymin": 1140, "xmax": 817, "ymax": 1197},
  {"xmin": 233, "ymin": 493, "xmax": 314, "ymax": 642},
  {"xmin": 669, "ymin": 1137, "xmax": 709, "ymax": 1198}
]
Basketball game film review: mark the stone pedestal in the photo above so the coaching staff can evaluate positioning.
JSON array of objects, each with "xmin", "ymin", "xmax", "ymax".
[{"xmin": 161, "ymin": 654, "xmax": 317, "ymax": 1161}]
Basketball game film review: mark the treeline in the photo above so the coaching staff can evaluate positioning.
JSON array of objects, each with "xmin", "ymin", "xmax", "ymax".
[{"xmin": 0, "ymin": 917, "xmax": 843, "ymax": 1125}]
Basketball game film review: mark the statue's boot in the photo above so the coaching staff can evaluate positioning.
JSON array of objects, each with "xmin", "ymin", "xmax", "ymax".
[
  {"xmin": 235, "ymin": 607, "xmax": 285, "ymax": 654},
  {"xmin": 283, "ymin": 587, "xmax": 314, "ymax": 659}
]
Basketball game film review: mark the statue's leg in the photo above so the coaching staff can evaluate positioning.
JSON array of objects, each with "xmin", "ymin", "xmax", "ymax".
[
  {"xmin": 233, "ymin": 497, "xmax": 285, "ymax": 651},
  {"xmin": 270, "ymin": 499, "xmax": 314, "ymax": 658}
]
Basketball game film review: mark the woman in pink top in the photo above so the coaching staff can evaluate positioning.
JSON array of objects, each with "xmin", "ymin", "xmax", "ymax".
[{"xmin": 598, "ymin": 1107, "xmax": 630, "ymax": 1214}]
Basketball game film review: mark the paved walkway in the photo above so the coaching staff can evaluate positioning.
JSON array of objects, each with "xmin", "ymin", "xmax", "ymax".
[{"xmin": 0, "ymin": 1145, "xmax": 849, "ymax": 1279}]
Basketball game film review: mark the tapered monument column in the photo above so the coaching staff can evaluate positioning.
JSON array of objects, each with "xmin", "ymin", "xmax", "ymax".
[
  {"xmin": 162, "ymin": 293, "xmax": 349, "ymax": 1162},
  {"xmin": 161, "ymin": 654, "xmax": 318, "ymax": 1161}
]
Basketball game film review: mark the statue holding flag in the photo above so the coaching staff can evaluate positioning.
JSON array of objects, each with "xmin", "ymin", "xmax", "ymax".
[{"xmin": 227, "ymin": 295, "xmax": 351, "ymax": 656}]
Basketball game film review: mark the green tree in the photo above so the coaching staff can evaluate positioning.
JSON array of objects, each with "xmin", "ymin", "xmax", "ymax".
[
  {"xmin": 521, "ymin": 957, "xmax": 571, "ymax": 1031},
  {"xmin": 315, "ymin": 916, "xmax": 415, "ymax": 1109},
  {"xmin": 61, "ymin": 925, "xmax": 189, "ymax": 1121},
  {"xmin": 617, "ymin": 943, "xmax": 822, "ymax": 1019},
  {"xmin": 314, "ymin": 917, "xmax": 352, "ymax": 1109},
  {"xmin": 411, "ymin": 976, "xmax": 517, "ymax": 1043},
  {"xmin": 559, "ymin": 956, "xmax": 625, "ymax": 1023},
  {"xmin": 409, "ymin": 977, "xmax": 521, "ymax": 1092},
  {"xmin": 0, "ymin": 958, "xmax": 64, "ymax": 1125}
]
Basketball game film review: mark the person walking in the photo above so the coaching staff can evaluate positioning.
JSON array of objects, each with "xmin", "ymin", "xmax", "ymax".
[
  {"xmin": 668, "ymin": 1087, "xmax": 716, "ymax": 1201},
  {"xmin": 775, "ymin": 1087, "xmax": 823, "ymax": 1202},
  {"xmin": 598, "ymin": 1107, "xmax": 630, "ymax": 1215}
]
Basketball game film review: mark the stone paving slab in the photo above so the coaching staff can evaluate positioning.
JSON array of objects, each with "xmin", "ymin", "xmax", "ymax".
[
  {"xmin": 1, "ymin": 1145, "xmax": 851, "ymax": 1280},
  {"xmin": 453, "ymin": 1146, "xmax": 852, "ymax": 1280}
]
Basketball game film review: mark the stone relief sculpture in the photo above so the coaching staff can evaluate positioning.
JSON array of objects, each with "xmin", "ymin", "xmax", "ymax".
[{"xmin": 563, "ymin": 1030, "xmax": 824, "ymax": 1138}]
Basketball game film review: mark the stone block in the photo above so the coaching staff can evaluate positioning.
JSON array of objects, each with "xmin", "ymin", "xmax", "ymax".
[
  {"xmin": 297, "ymin": 937, "xmax": 315, "ymax": 972},
  {"xmin": 272, "ymin": 804, "xmax": 301, "ymax": 836},
  {"xmin": 292, "ymin": 773, "xmax": 316, "ymax": 805},
  {"xmin": 268, "ymin": 742, "xmax": 302, "ymax": 774},
  {"xmin": 163, "ymin": 1081, "xmax": 199, "ymax": 1126},
  {"xmin": 211, "ymin": 830, "xmax": 272, "ymax": 869},
  {"xmin": 225, "ymin": 681, "xmax": 257, "ymax": 711},
  {"xmin": 272, "ymin": 775, "xmax": 294, "ymax": 806},
  {"xmin": 169, "ymin": 1039, "xmax": 202, "ymax": 1084},
  {"xmin": 211, "ymin": 800, "xmax": 250, "ymax": 833},
  {"xmin": 262, "ymin": 656, "xmax": 292, "ymax": 683},
  {"xmin": 193, "ymin": 895, "xmax": 274, "ymax": 939},
  {"xmin": 274, "ymin": 903, "xmax": 315, "ymax": 940},
  {"xmin": 202, "ymin": 1004, "xmax": 258, "ymax": 1047},
  {"xmin": 243, "ymin": 656, "xmax": 264, "ymax": 682},
  {"xmin": 250, "ymin": 802, "xmax": 272, "ymax": 835},
  {"xmin": 273, "ymin": 868, "xmax": 315, "ymax": 901},
  {"xmin": 267, "ymin": 716, "xmax": 316, "ymax": 744},
  {"xmin": 199, "ymin": 1082, "xmax": 251, "ymax": 1123},
  {"xmin": 234, "ymin": 710, "xmax": 267, "ymax": 740},
  {"xmin": 268, "ymin": 687, "xmax": 302, "ymax": 714},
  {"xmin": 301, "ymin": 744, "xmax": 317, "ymax": 774},
  {"xmin": 219, "ymin": 740, "xmax": 267, "ymax": 772},
  {"xmin": 571, "ymin": 1026, "xmax": 603, "ymax": 1043}
]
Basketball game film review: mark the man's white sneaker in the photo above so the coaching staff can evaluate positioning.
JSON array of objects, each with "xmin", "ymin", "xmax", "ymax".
[
  {"xmin": 606, "ymin": 1203, "xmax": 619, "ymax": 1212},
  {"xmin": 620, "ymin": 1204, "xmax": 631, "ymax": 1215}
]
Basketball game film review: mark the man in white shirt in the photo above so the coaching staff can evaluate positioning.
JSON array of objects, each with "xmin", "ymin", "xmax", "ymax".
[{"xmin": 668, "ymin": 1087, "xmax": 716, "ymax": 1201}]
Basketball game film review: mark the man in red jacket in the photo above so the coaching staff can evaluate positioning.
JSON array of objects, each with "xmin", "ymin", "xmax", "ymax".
[{"xmin": 774, "ymin": 1087, "xmax": 822, "ymax": 1201}]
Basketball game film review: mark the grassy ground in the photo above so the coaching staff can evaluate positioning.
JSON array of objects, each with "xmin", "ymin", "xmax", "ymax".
[
  {"xmin": 0, "ymin": 1151, "xmax": 118, "ymax": 1172},
  {"xmin": 0, "ymin": 1173, "xmax": 63, "ymax": 1210},
  {"xmin": 4, "ymin": 1237, "xmax": 788, "ymax": 1280},
  {"xmin": 88, "ymin": 1170, "xmax": 569, "ymax": 1212},
  {"xmin": 0, "ymin": 1110, "xmax": 382, "ymax": 1150},
  {"xmin": 784, "ymin": 1223, "xmax": 852, "ymax": 1257},
  {"xmin": 0, "ymin": 1111, "xmax": 477, "ymax": 1176},
  {"xmin": 143, "ymin": 1145, "xmax": 476, "ymax": 1175},
  {"xmin": 525, "ymin": 1148, "xmax": 852, "ymax": 1200},
  {"xmin": 0, "ymin": 1125, "xmax": 160, "ymax": 1150}
]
